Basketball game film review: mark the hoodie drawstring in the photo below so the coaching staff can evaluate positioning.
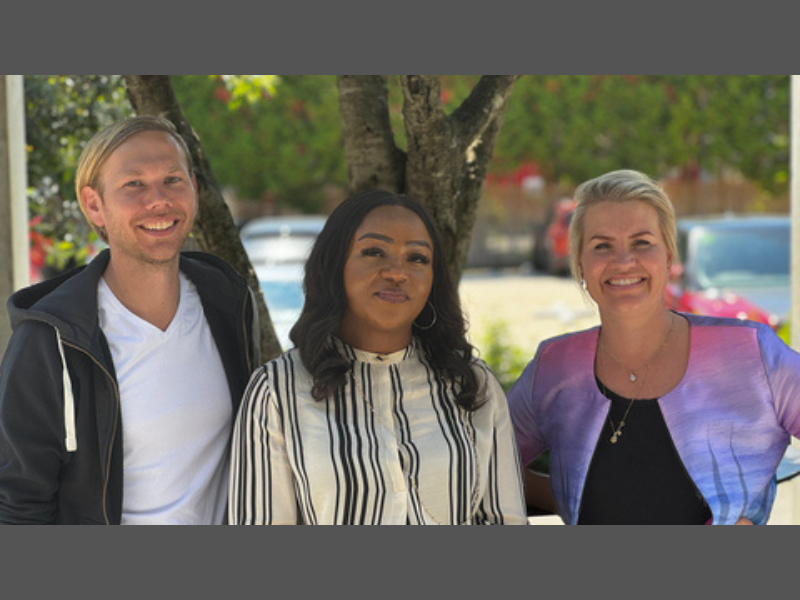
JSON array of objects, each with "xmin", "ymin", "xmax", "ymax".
[{"xmin": 55, "ymin": 328, "xmax": 78, "ymax": 452}]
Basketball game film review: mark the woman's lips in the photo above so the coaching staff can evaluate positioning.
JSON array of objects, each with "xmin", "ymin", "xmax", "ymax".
[
  {"xmin": 607, "ymin": 277, "xmax": 645, "ymax": 287},
  {"xmin": 376, "ymin": 288, "xmax": 409, "ymax": 303}
]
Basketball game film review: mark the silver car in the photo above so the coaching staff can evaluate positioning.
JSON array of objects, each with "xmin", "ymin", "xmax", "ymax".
[{"xmin": 240, "ymin": 215, "xmax": 326, "ymax": 348}]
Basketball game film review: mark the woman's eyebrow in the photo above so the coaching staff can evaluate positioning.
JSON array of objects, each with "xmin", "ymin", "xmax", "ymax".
[
  {"xmin": 588, "ymin": 230, "xmax": 655, "ymax": 241},
  {"xmin": 357, "ymin": 232, "xmax": 432, "ymax": 249},
  {"xmin": 357, "ymin": 232, "xmax": 393, "ymax": 243}
]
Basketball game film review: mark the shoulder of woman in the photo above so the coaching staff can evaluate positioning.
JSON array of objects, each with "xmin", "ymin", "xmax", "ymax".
[{"xmin": 250, "ymin": 349, "xmax": 310, "ymax": 387}]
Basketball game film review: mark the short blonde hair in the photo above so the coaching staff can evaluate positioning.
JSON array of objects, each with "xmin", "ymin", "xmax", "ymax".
[
  {"xmin": 568, "ymin": 169, "xmax": 677, "ymax": 286},
  {"xmin": 75, "ymin": 116, "xmax": 193, "ymax": 241}
]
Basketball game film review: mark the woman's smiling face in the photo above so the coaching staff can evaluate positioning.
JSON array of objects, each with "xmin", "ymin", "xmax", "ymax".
[
  {"xmin": 579, "ymin": 200, "xmax": 672, "ymax": 317},
  {"xmin": 339, "ymin": 205, "xmax": 434, "ymax": 353}
]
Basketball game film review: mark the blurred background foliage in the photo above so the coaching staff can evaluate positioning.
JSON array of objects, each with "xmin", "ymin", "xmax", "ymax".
[
  {"xmin": 24, "ymin": 74, "xmax": 791, "ymax": 271},
  {"xmin": 492, "ymin": 75, "xmax": 789, "ymax": 192},
  {"xmin": 25, "ymin": 75, "xmax": 132, "ymax": 273},
  {"xmin": 171, "ymin": 75, "xmax": 345, "ymax": 214},
  {"xmin": 478, "ymin": 320, "xmax": 529, "ymax": 392}
]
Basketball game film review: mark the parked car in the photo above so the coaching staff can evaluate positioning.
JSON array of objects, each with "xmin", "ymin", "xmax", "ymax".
[
  {"xmin": 240, "ymin": 215, "xmax": 327, "ymax": 348},
  {"xmin": 532, "ymin": 198, "xmax": 576, "ymax": 275},
  {"xmin": 240, "ymin": 214, "xmax": 327, "ymax": 267},
  {"xmin": 255, "ymin": 263, "xmax": 306, "ymax": 349},
  {"xmin": 665, "ymin": 214, "xmax": 790, "ymax": 330}
]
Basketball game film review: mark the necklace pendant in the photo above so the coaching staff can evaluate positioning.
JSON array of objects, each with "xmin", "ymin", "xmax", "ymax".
[
  {"xmin": 610, "ymin": 434, "xmax": 618, "ymax": 444},
  {"xmin": 629, "ymin": 372, "xmax": 637, "ymax": 382}
]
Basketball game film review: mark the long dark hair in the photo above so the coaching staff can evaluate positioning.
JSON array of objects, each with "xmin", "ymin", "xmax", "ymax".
[{"xmin": 290, "ymin": 190, "xmax": 482, "ymax": 411}]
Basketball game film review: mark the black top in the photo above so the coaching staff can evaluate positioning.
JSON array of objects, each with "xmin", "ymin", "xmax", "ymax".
[{"xmin": 578, "ymin": 379, "xmax": 712, "ymax": 525}]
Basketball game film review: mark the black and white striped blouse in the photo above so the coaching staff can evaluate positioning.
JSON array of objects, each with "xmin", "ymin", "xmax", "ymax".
[{"xmin": 229, "ymin": 339, "xmax": 527, "ymax": 525}]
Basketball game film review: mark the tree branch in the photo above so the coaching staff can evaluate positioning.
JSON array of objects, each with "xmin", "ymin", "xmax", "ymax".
[
  {"xmin": 450, "ymin": 75, "xmax": 521, "ymax": 150},
  {"xmin": 337, "ymin": 75, "xmax": 405, "ymax": 193},
  {"xmin": 400, "ymin": 75, "xmax": 457, "ymax": 205},
  {"xmin": 399, "ymin": 75, "xmax": 521, "ymax": 283}
]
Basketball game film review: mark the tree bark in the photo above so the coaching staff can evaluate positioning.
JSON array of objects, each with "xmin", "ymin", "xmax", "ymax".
[
  {"xmin": 338, "ymin": 75, "xmax": 520, "ymax": 284},
  {"xmin": 336, "ymin": 75, "xmax": 405, "ymax": 193},
  {"xmin": 123, "ymin": 75, "xmax": 281, "ymax": 361}
]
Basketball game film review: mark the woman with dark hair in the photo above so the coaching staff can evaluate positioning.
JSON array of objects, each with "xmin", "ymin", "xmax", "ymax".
[{"xmin": 229, "ymin": 190, "xmax": 527, "ymax": 524}]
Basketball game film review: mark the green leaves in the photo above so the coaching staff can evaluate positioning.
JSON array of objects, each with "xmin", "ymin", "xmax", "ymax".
[
  {"xmin": 478, "ymin": 320, "xmax": 529, "ymax": 393},
  {"xmin": 172, "ymin": 75, "xmax": 346, "ymax": 212},
  {"xmin": 215, "ymin": 75, "xmax": 281, "ymax": 110},
  {"xmin": 492, "ymin": 75, "xmax": 790, "ymax": 194},
  {"xmin": 25, "ymin": 75, "xmax": 131, "ymax": 271}
]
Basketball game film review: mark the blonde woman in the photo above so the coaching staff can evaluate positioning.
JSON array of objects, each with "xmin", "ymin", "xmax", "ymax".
[{"xmin": 508, "ymin": 169, "xmax": 800, "ymax": 525}]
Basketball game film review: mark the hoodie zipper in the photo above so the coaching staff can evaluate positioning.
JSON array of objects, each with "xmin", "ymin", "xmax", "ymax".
[
  {"xmin": 241, "ymin": 291, "xmax": 255, "ymax": 373},
  {"xmin": 64, "ymin": 341, "xmax": 120, "ymax": 526}
]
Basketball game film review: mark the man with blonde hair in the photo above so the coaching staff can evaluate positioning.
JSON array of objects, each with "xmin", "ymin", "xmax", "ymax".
[{"xmin": 0, "ymin": 116, "xmax": 259, "ymax": 524}]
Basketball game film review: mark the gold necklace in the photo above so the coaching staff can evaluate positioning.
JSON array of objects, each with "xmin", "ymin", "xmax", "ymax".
[
  {"xmin": 350, "ymin": 364, "xmax": 481, "ymax": 525},
  {"xmin": 600, "ymin": 314, "xmax": 675, "ymax": 383},
  {"xmin": 604, "ymin": 375, "xmax": 644, "ymax": 444},
  {"xmin": 600, "ymin": 314, "xmax": 674, "ymax": 444},
  {"xmin": 609, "ymin": 401, "xmax": 634, "ymax": 444}
]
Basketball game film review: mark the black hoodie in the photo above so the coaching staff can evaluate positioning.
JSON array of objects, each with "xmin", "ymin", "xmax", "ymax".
[{"xmin": 0, "ymin": 249, "xmax": 259, "ymax": 524}]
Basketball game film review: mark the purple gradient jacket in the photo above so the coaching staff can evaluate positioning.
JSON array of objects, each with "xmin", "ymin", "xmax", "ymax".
[{"xmin": 507, "ymin": 313, "xmax": 800, "ymax": 525}]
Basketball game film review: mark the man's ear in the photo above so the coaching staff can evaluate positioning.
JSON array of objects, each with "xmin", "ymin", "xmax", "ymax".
[{"xmin": 80, "ymin": 186, "xmax": 105, "ymax": 229}]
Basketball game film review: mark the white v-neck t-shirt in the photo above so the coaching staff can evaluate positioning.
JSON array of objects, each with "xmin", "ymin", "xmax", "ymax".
[{"xmin": 98, "ymin": 273, "xmax": 233, "ymax": 525}]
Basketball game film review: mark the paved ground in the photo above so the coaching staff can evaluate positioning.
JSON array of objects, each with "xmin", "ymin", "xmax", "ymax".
[
  {"xmin": 458, "ymin": 267, "xmax": 799, "ymax": 525},
  {"xmin": 459, "ymin": 267, "xmax": 598, "ymax": 360}
]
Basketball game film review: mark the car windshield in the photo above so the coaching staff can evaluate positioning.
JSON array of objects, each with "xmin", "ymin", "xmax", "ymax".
[
  {"xmin": 259, "ymin": 278, "xmax": 304, "ymax": 311},
  {"xmin": 243, "ymin": 235, "xmax": 317, "ymax": 266},
  {"xmin": 692, "ymin": 225, "xmax": 790, "ymax": 289}
]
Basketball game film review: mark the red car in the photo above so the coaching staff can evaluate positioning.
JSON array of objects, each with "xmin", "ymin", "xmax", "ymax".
[
  {"xmin": 532, "ymin": 198, "xmax": 577, "ymax": 276},
  {"xmin": 664, "ymin": 215, "xmax": 789, "ymax": 330}
]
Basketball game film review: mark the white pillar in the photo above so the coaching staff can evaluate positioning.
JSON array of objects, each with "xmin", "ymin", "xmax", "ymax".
[
  {"xmin": 778, "ymin": 74, "xmax": 800, "ymax": 524},
  {"xmin": 793, "ymin": 75, "xmax": 800, "ymax": 351},
  {"xmin": 0, "ymin": 75, "xmax": 28, "ymax": 358}
]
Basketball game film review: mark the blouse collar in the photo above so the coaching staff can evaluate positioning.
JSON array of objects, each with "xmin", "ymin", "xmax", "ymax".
[{"xmin": 332, "ymin": 336, "xmax": 418, "ymax": 365}]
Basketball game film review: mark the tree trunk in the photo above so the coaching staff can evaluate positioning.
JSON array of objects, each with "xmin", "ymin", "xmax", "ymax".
[
  {"xmin": 123, "ymin": 75, "xmax": 281, "ymax": 361},
  {"xmin": 337, "ymin": 75, "xmax": 520, "ymax": 284},
  {"xmin": 337, "ymin": 75, "xmax": 406, "ymax": 194}
]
